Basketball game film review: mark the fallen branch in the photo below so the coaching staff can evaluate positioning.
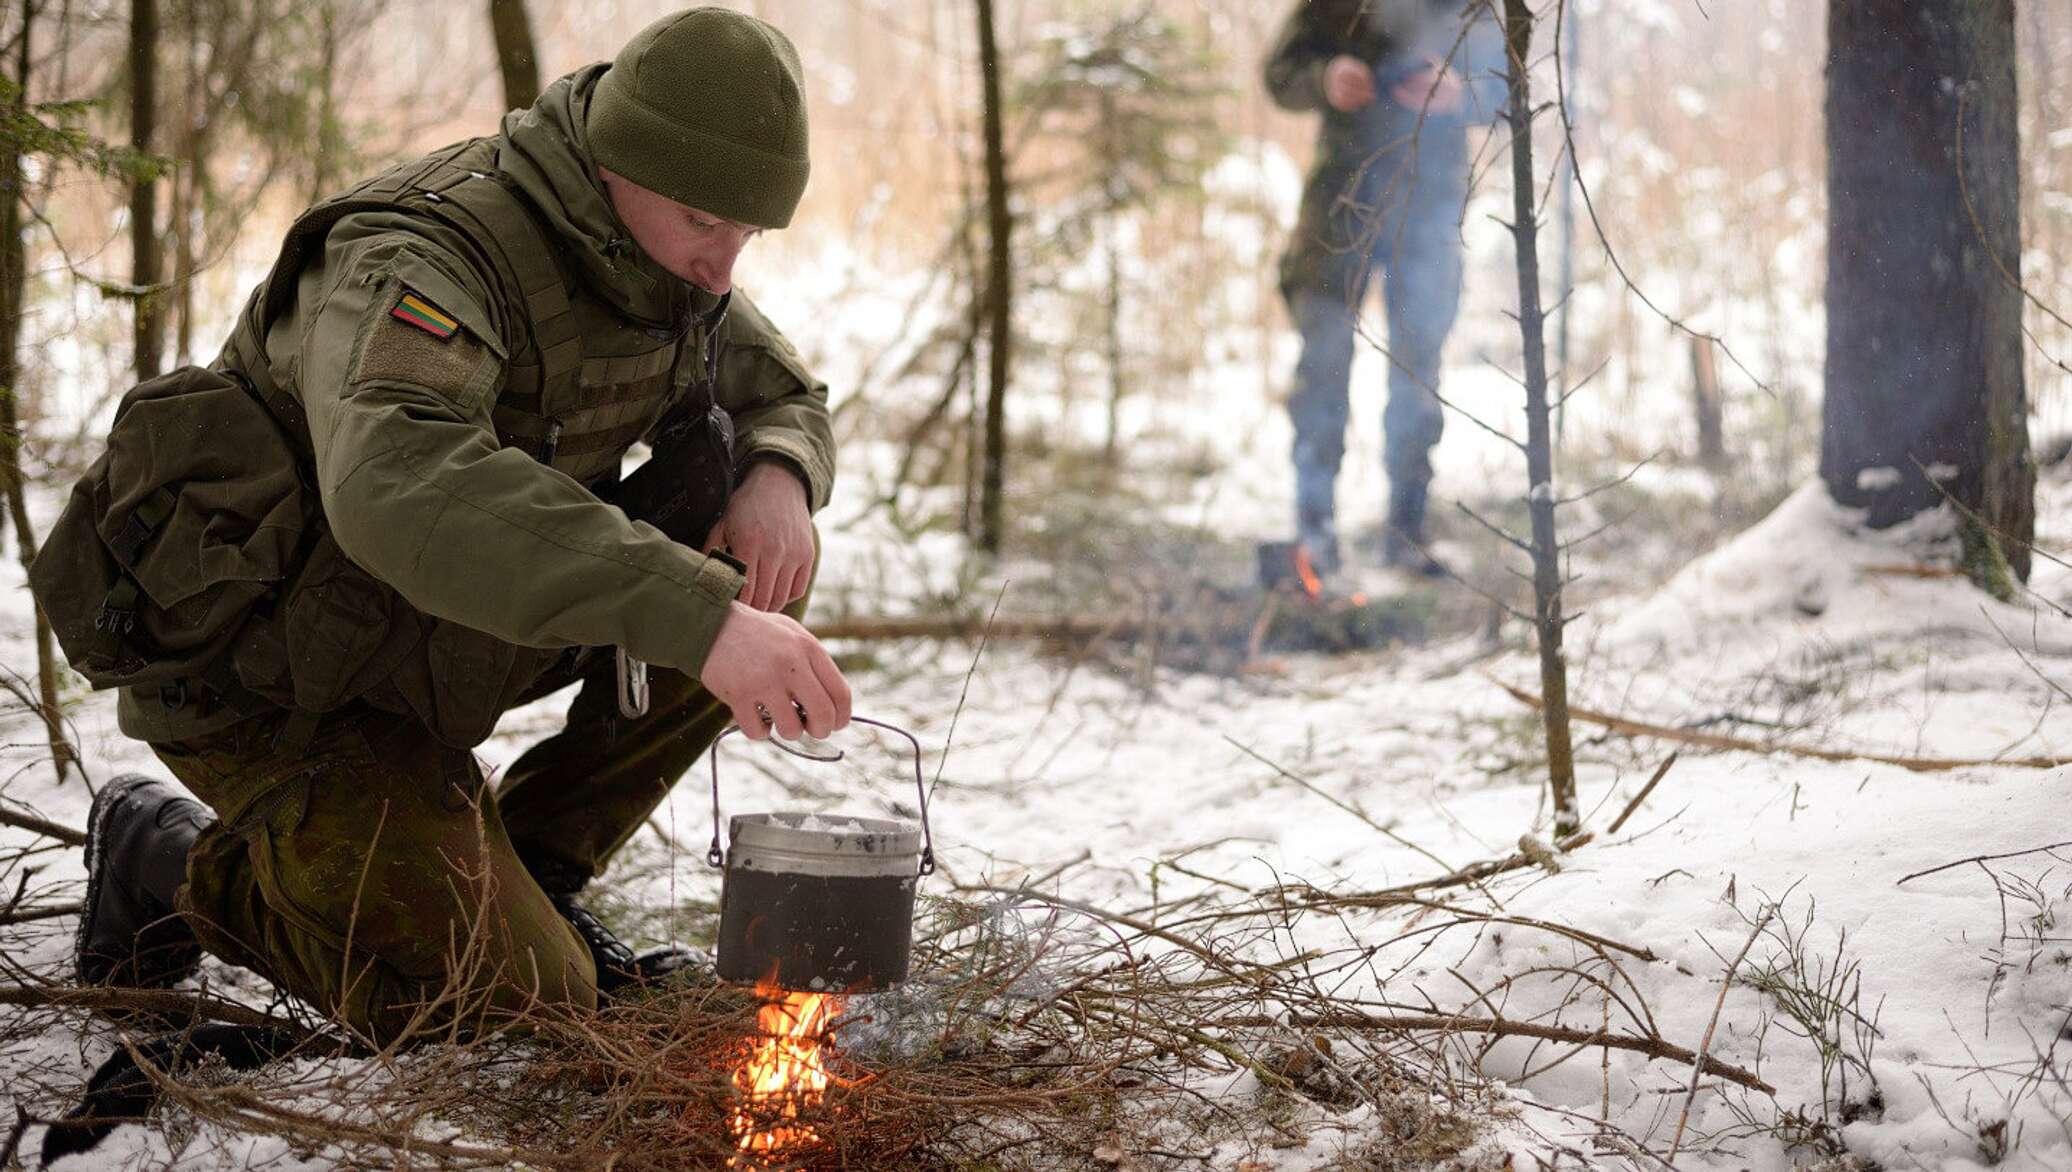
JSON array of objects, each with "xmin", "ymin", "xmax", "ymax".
[
  {"xmin": 1670, "ymin": 906, "xmax": 1773, "ymax": 1158},
  {"xmin": 1493, "ymin": 679, "xmax": 2066, "ymax": 772},
  {"xmin": 1332, "ymin": 831, "xmax": 1595, "ymax": 900},
  {"xmin": 818, "ymin": 615, "xmax": 1129, "ymax": 642},
  {"xmin": 1239, "ymin": 1011, "xmax": 1773, "ymax": 1094},
  {"xmin": 0, "ymin": 901, "xmax": 80, "ymax": 927},
  {"xmin": 1895, "ymin": 840, "xmax": 2072, "ymax": 885},
  {"xmin": 0, "ymin": 805, "xmax": 86, "ymax": 846},
  {"xmin": 1608, "ymin": 753, "xmax": 1678, "ymax": 835},
  {"xmin": 0, "ymin": 983, "xmax": 311, "ymax": 1033}
]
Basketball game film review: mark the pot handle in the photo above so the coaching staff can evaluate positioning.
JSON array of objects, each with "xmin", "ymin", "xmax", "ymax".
[{"xmin": 706, "ymin": 715, "xmax": 936, "ymax": 878}]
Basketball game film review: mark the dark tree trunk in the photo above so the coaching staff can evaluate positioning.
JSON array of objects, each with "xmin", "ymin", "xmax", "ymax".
[
  {"xmin": 1823, "ymin": 0, "xmax": 2032, "ymax": 580},
  {"xmin": 129, "ymin": 0, "xmax": 162, "ymax": 381},
  {"xmin": 974, "ymin": 0, "xmax": 1012, "ymax": 554},
  {"xmin": 1502, "ymin": 0, "xmax": 1579, "ymax": 837},
  {"xmin": 487, "ymin": 0, "xmax": 541, "ymax": 113},
  {"xmin": 2, "ymin": 2, "xmax": 79, "ymax": 784}
]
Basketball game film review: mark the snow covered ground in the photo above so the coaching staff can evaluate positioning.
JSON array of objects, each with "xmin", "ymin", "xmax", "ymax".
[
  {"xmin": 6, "ymin": 445, "xmax": 2070, "ymax": 1169},
  {"xmin": 3, "ymin": 150, "xmax": 2069, "ymax": 1166}
]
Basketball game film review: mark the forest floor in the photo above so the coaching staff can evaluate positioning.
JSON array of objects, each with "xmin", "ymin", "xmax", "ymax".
[{"xmin": 3, "ymin": 439, "xmax": 2071, "ymax": 1169}]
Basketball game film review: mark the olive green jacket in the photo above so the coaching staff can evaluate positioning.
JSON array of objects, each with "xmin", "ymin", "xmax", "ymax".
[{"xmin": 118, "ymin": 68, "xmax": 833, "ymax": 742}]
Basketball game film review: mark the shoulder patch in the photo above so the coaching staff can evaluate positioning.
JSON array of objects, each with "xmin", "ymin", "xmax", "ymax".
[
  {"xmin": 352, "ymin": 280, "xmax": 499, "ymax": 408},
  {"xmin": 391, "ymin": 289, "xmax": 460, "ymax": 339}
]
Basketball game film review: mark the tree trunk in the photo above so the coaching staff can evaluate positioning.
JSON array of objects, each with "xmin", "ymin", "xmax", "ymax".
[
  {"xmin": 172, "ymin": 5, "xmax": 199, "ymax": 367},
  {"xmin": 1100, "ymin": 89, "xmax": 1125, "ymax": 466},
  {"xmin": 129, "ymin": 0, "xmax": 163, "ymax": 381},
  {"xmin": 310, "ymin": 2, "xmax": 342, "ymax": 203},
  {"xmin": 1502, "ymin": 0, "xmax": 1579, "ymax": 837},
  {"xmin": 974, "ymin": 0, "xmax": 1012, "ymax": 555},
  {"xmin": 1690, "ymin": 335, "xmax": 1725, "ymax": 468},
  {"xmin": 2, "ymin": 1, "xmax": 79, "ymax": 785},
  {"xmin": 1823, "ymin": 0, "xmax": 2032, "ymax": 580},
  {"xmin": 487, "ymin": 0, "xmax": 541, "ymax": 113}
]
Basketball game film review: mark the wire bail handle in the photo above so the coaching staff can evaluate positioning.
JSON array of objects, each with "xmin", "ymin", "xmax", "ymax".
[{"xmin": 707, "ymin": 715, "xmax": 936, "ymax": 877}]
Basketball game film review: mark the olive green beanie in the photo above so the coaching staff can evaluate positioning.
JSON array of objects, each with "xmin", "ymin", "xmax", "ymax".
[{"xmin": 587, "ymin": 7, "xmax": 811, "ymax": 229}]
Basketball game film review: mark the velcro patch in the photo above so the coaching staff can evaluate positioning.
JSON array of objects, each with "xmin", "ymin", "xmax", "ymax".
[{"xmin": 391, "ymin": 290, "xmax": 459, "ymax": 339}]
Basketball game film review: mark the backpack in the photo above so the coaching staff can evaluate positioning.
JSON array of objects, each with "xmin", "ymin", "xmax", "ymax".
[{"xmin": 28, "ymin": 366, "xmax": 312, "ymax": 689}]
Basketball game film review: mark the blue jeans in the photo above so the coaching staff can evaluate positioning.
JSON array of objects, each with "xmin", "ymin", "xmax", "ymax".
[{"xmin": 1286, "ymin": 150, "xmax": 1465, "ymax": 541}]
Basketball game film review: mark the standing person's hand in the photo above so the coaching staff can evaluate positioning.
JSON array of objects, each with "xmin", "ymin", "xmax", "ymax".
[
  {"xmin": 1323, "ymin": 55, "xmax": 1377, "ymax": 112},
  {"xmin": 705, "ymin": 461, "xmax": 814, "ymax": 612},
  {"xmin": 699, "ymin": 603, "xmax": 852, "ymax": 740},
  {"xmin": 1389, "ymin": 54, "xmax": 1465, "ymax": 114}
]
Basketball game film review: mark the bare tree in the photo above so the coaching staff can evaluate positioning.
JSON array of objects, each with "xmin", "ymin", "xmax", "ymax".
[
  {"xmin": 487, "ymin": 0, "xmax": 541, "ymax": 112},
  {"xmin": 1823, "ymin": 0, "xmax": 2032, "ymax": 589},
  {"xmin": 1501, "ymin": 0, "xmax": 1579, "ymax": 836},
  {"xmin": 130, "ymin": 0, "xmax": 164, "ymax": 381},
  {"xmin": 974, "ymin": 0, "xmax": 1012, "ymax": 554},
  {"xmin": 2, "ymin": 0, "xmax": 83, "ymax": 783}
]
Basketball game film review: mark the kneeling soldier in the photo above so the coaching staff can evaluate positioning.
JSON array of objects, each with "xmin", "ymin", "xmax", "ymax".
[{"xmin": 36, "ymin": 8, "xmax": 847, "ymax": 1042}]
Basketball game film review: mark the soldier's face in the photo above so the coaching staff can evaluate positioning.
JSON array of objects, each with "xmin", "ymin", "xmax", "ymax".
[{"xmin": 599, "ymin": 167, "xmax": 765, "ymax": 296}]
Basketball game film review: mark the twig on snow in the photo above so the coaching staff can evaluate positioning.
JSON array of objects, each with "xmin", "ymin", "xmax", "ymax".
[
  {"xmin": 1896, "ymin": 840, "xmax": 2072, "ymax": 886},
  {"xmin": 1669, "ymin": 905, "xmax": 1774, "ymax": 1159},
  {"xmin": 1607, "ymin": 753, "xmax": 1679, "ymax": 835},
  {"xmin": 1492, "ymin": 678, "xmax": 2066, "ymax": 771}
]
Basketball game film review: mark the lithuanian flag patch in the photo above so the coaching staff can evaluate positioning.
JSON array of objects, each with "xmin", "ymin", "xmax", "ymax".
[{"xmin": 391, "ymin": 289, "xmax": 459, "ymax": 339}]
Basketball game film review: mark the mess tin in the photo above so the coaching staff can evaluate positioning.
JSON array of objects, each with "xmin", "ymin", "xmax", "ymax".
[{"xmin": 706, "ymin": 716, "xmax": 935, "ymax": 993}]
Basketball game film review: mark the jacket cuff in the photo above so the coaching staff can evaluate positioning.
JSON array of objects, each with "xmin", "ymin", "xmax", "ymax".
[
  {"xmin": 664, "ymin": 550, "xmax": 747, "ymax": 677},
  {"xmin": 736, "ymin": 431, "xmax": 834, "ymax": 513}
]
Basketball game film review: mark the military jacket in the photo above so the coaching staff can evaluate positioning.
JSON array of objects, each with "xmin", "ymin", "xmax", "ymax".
[
  {"xmin": 1265, "ymin": 0, "xmax": 1508, "ymax": 300},
  {"xmin": 117, "ymin": 66, "xmax": 834, "ymax": 745}
]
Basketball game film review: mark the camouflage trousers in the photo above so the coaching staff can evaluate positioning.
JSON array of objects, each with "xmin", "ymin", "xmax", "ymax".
[{"xmin": 159, "ymin": 596, "xmax": 800, "ymax": 1043}]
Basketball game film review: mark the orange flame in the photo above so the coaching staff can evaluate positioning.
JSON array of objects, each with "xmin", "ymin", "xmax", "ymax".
[
  {"xmin": 1294, "ymin": 545, "xmax": 1323, "ymax": 601},
  {"xmin": 729, "ymin": 980, "xmax": 842, "ymax": 1165}
]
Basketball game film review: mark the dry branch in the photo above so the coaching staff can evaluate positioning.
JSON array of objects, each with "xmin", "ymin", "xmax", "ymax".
[
  {"xmin": 0, "ymin": 983, "xmax": 313, "ymax": 1033},
  {"xmin": 0, "ymin": 805, "xmax": 85, "ymax": 845},
  {"xmin": 1608, "ymin": 754, "xmax": 1678, "ymax": 835},
  {"xmin": 1246, "ymin": 1011, "xmax": 1773, "ymax": 1094},
  {"xmin": 1494, "ymin": 679, "xmax": 2066, "ymax": 771},
  {"xmin": 819, "ymin": 614, "xmax": 1120, "ymax": 642},
  {"xmin": 0, "ymin": 900, "xmax": 78, "ymax": 926},
  {"xmin": 1670, "ymin": 907, "xmax": 1772, "ymax": 1157}
]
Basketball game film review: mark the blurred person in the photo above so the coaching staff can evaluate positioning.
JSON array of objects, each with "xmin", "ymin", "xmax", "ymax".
[
  {"xmin": 1267, "ymin": 0, "xmax": 1508, "ymax": 576},
  {"xmin": 37, "ymin": 8, "xmax": 848, "ymax": 1042}
]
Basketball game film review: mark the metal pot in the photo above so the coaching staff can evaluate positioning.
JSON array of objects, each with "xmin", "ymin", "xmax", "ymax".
[{"xmin": 706, "ymin": 717, "xmax": 935, "ymax": 993}]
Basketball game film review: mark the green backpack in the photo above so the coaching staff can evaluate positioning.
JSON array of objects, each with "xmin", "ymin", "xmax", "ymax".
[{"xmin": 28, "ymin": 365, "xmax": 312, "ymax": 690}]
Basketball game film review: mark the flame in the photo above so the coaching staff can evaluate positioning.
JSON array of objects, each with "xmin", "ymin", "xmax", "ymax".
[
  {"xmin": 729, "ymin": 980, "xmax": 842, "ymax": 1165},
  {"xmin": 1294, "ymin": 545, "xmax": 1323, "ymax": 601}
]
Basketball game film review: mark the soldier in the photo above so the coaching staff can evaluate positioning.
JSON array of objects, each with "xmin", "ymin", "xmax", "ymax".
[
  {"xmin": 1267, "ymin": 0, "xmax": 1507, "ymax": 576},
  {"xmin": 42, "ymin": 8, "xmax": 847, "ymax": 1041}
]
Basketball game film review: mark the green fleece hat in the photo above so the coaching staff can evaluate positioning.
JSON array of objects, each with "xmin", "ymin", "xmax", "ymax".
[{"xmin": 587, "ymin": 7, "xmax": 811, "ymax": 229}]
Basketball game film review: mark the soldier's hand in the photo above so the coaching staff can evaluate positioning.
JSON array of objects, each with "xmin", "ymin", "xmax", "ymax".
[
  {"xmin": 1389, "ymin": 54, "xmax": 1464, "ymax": 114},
  {"xmin": 1323, "ymin": 55, "xmax": 1377, "ymax": 112},
  {"xmin": 699, "ymin": 602, "xmax": 852, "ymax": 741},
  {"xmin": 704, "ymin": 461, "xmax": 814, "ymax": 612}
]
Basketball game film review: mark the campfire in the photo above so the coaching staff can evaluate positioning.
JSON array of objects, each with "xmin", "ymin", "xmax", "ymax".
[{"xmin": 728, "ymin": 980, "xmax": 845, "ymax": 1165}]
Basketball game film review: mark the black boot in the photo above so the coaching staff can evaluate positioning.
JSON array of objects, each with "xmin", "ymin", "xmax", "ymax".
[
  {"xmin": 77, "ymin": 775, "xmax": 212, "ymax": 987},
  {"xmin": 547, "ymin": 893, "xmax": 709, "ymax": 997},
  {"xmin": 1382, "ymin": 478, "xmax": 1447, "ymax": 578}
]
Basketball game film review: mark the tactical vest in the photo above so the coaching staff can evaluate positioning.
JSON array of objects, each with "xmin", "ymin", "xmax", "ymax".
[{"xmin": 121, "ymin": 138, "xmax": 731, "ymax": 750}]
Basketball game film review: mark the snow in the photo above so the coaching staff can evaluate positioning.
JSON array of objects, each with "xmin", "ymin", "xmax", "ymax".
[
  {"xmin": 12, "ymin": 461, "xmax": 2068, "ymax": 1167},
  {"xmin": 6, "ymin": 123, "xmax": 2072, "ymax": 1172}
]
